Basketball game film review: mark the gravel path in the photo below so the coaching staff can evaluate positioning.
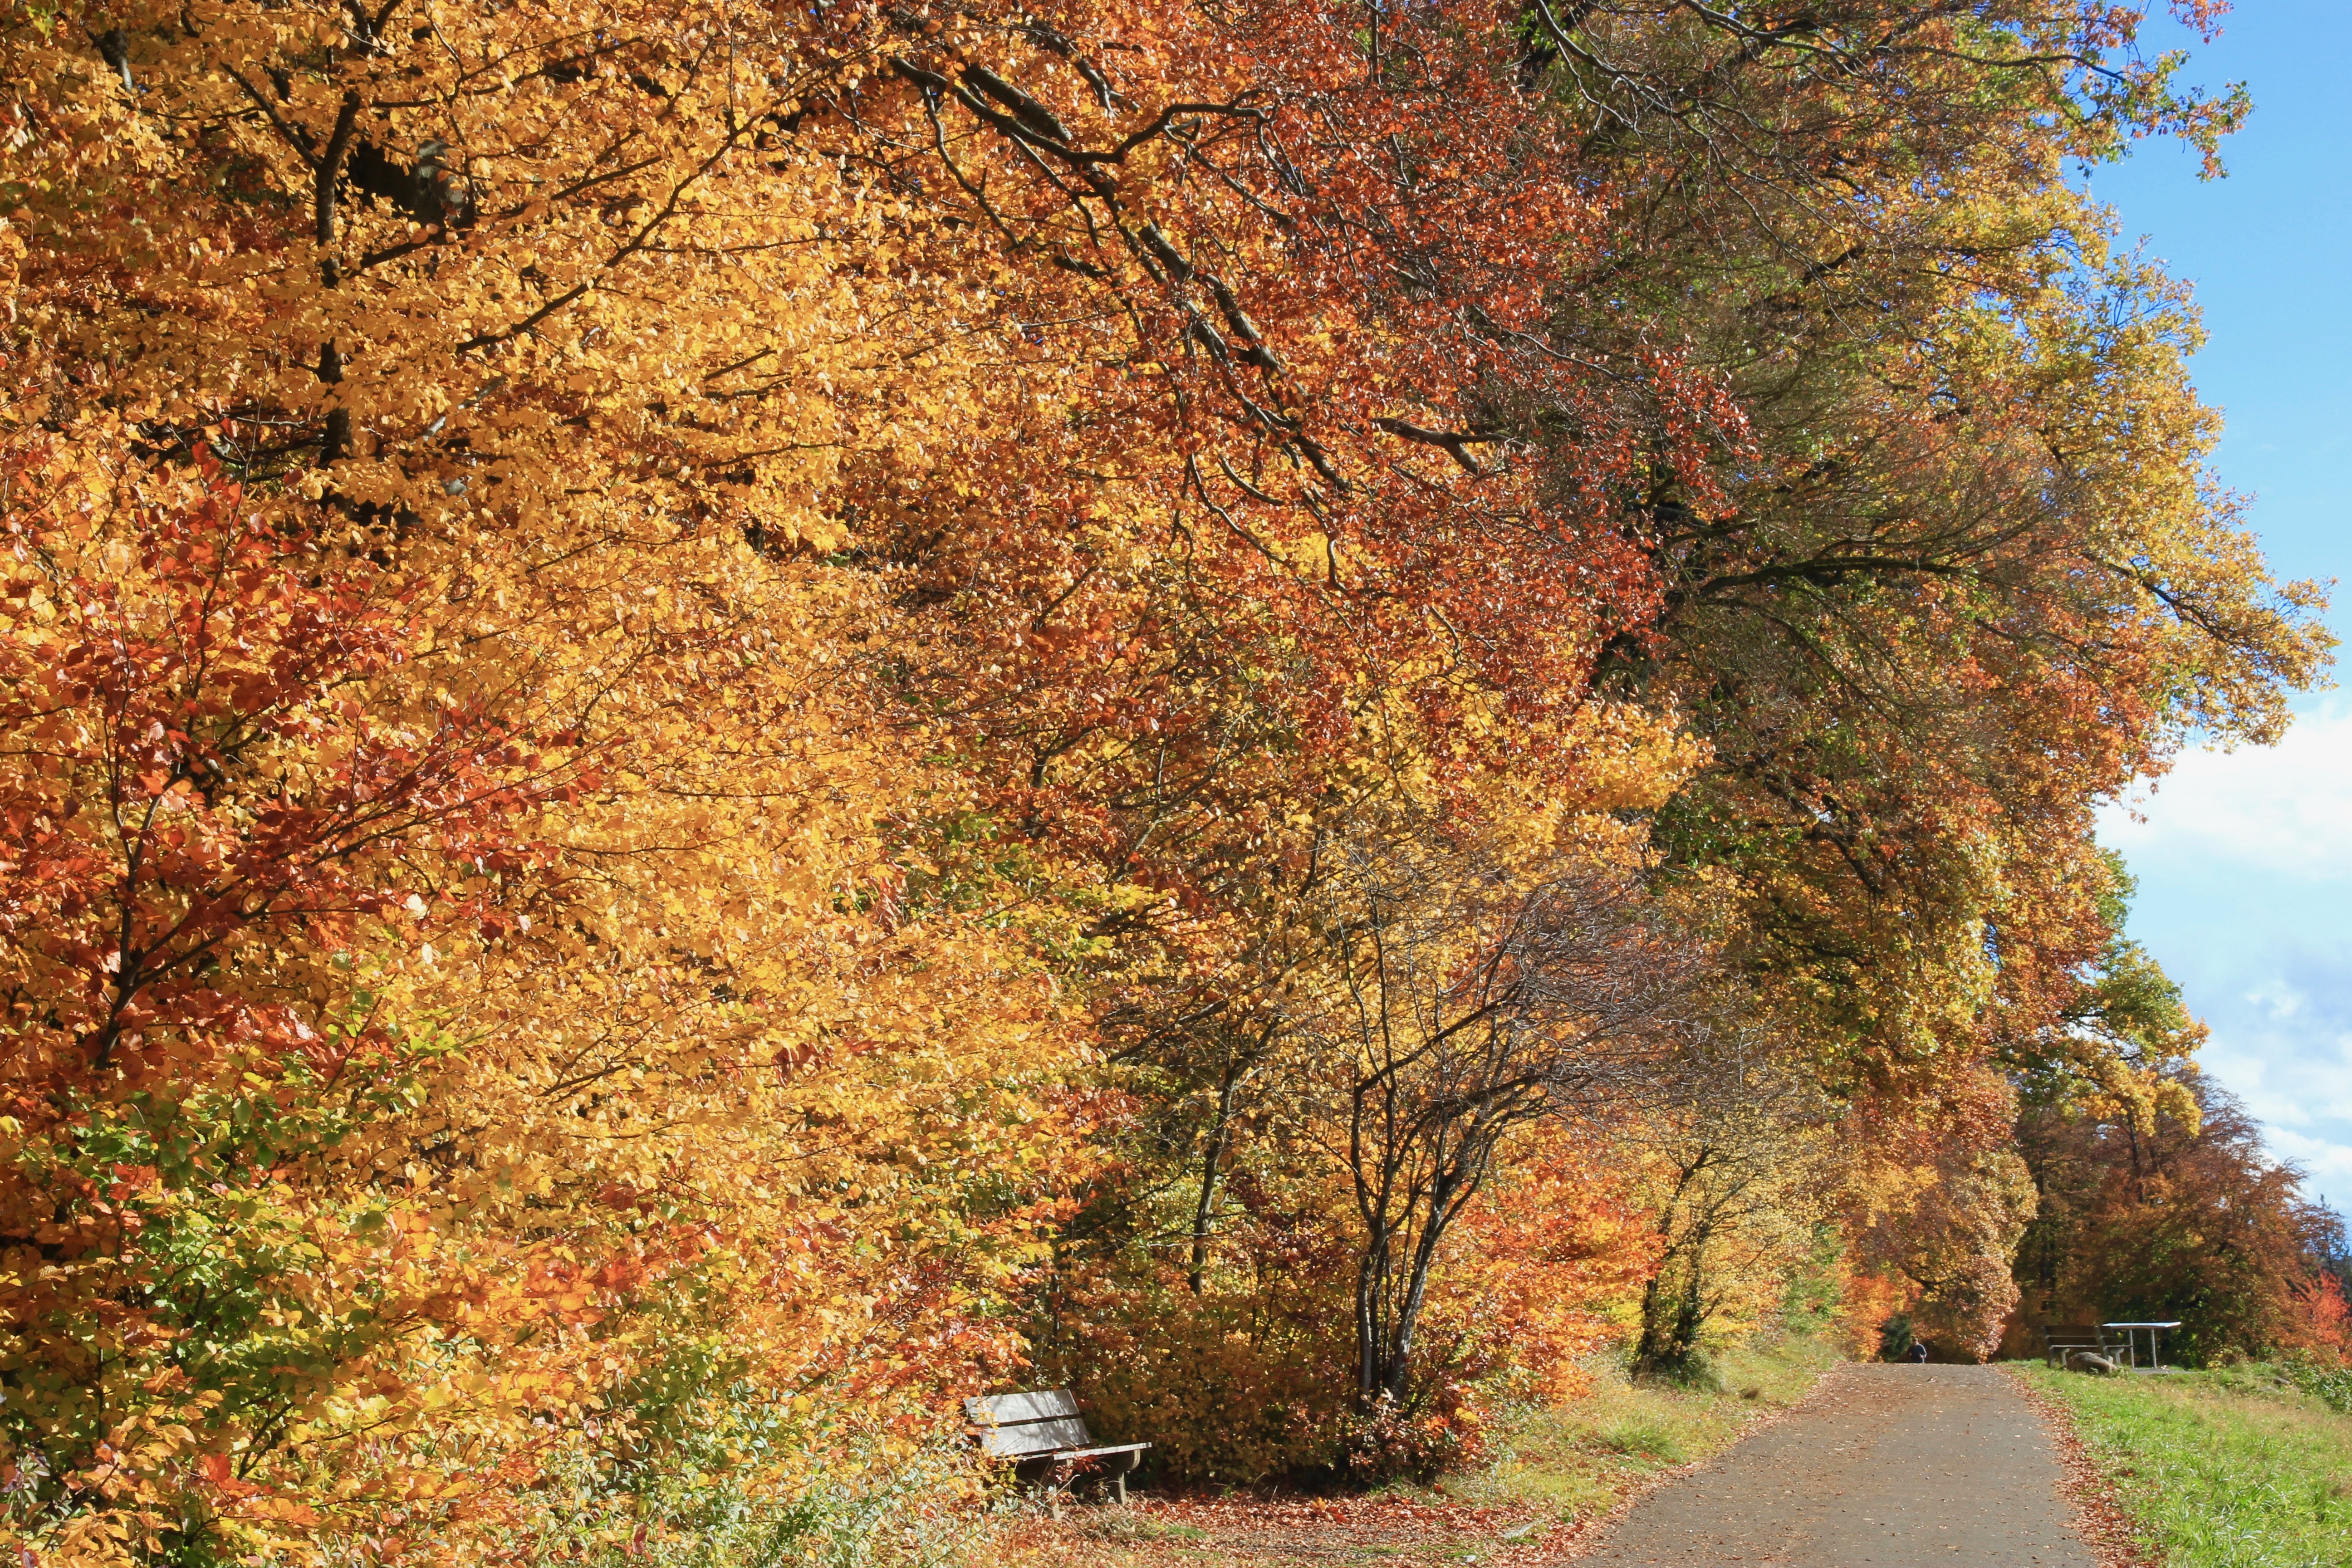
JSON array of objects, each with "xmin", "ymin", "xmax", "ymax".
[{"xmin": 1578, "ymin": 1364, "xmax": 2097, "ymax": 1567}]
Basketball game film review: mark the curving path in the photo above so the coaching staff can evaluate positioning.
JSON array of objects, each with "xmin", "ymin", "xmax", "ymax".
[{"xmin": 1578, "ymin": 1364, "xmax": 2097, "ymax": 1567}]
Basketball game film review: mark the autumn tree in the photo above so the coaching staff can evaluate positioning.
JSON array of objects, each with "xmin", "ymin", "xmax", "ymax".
[
  {"xmin": 1499, "ymin": 2, "xmax": 2328, "ymax": 1337},
  {"xmin": 0, "ymin": 4, "xmax": 1111, "ymax": 1553},
  {"xmin": 1626, "ymin": 1032, "xmax": 1830, "ymax": 1379},
  {"xmin": 1280, "ymin": 833, "xmax": 1706, "ymax": 1409},
  {"xmin": 2016, "ymin": 1073, "xmax": 2347, "ymax": 1364},
  {"xmin": 0, "ymin": 422, "xmax": 1077, "ymax": 1563}
]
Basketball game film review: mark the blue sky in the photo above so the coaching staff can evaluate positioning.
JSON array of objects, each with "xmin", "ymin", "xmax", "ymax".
[{"xmin": 2083, "ymin": 2, "xmax": 2352, "ymax": 1208}]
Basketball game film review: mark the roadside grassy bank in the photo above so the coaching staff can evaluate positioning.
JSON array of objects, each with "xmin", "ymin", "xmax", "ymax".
[
  {"xmin": 1001, "ymin": 1332, "xmax": 1843, "ymax": 1566},
  {"xmin": 2014, "ymin": 1362, "xmax": 2352, "ymax": 1568},
  {"xmin": 1448, "ymin": 1330, "xmax": 1846, "ymax": 1524}
]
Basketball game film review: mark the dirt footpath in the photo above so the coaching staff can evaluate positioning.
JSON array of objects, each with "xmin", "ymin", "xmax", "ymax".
[{"xmin": 1578, "ymin": 1364, "xmax": 2097, "ymax": 1567}]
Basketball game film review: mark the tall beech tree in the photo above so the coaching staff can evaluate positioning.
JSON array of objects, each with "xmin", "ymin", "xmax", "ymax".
[{"xmin": 1514, "ymin": 3, "xmax": 2327, "ymax": 1352}]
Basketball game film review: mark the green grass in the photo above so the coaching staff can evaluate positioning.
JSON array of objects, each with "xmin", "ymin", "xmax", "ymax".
[
  {"xmin": 2016, "ymin": 1363, "xmax": 2352, "ymax": 1568},
  {"xmin": 1444, "ymin": 1330, "xmax": 1842, "ymax": 1523},
  {"xmin": 1595, "ymin": 1411, "xmax": 1688, "ymax": 1462}
]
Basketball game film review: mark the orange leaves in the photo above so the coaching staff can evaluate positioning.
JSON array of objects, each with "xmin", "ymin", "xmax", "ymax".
[
  {"xmin": 0, "ymin": 1, "xmax": 2328, "ymax": 1559},
  {"xmin": 0, "ymin": 442, "xmax": 567, "ymax": 1110},
  {"xmin": 2293, "ymin": 1272, "xmax": 2352, "ymax": 1363},
  {"xmin": 0, "ymin": 297, "xmax": 1071, "ymax": 1563},
  {"xmin": 1431, "ymin": 1147, "xmax": 1660, "ymax": 1404}
]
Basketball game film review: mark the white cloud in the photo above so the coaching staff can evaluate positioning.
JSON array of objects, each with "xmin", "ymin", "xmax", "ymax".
[
  {"xmin": 2245, "ymin": 980, "xmax": 2308, "ymax": 1021},
  {"xmin": 2265, "ymin": 1127, "xmax": 2352, "ymax": 1200},
  {"xmin": 2205, "ymin": 1032, "xmax": 2352, "ymax": 1131},
  {"xmin": 2099, "ymin": 700, "xmax": 2352, "ymax": 881},
  {"xmin": 2096, "ymin": 702, "xmax": 2352, "ymax": 1215}
]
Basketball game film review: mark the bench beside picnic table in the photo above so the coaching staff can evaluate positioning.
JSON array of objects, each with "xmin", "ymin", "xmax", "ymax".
[
  {"xmin": 965, "ymin": 1389, "xmax": 1150, "ymax": 1505},
  {"xmin": 2038, "ymin": 1322, "xmax": 2110, "ymax": 1369}
]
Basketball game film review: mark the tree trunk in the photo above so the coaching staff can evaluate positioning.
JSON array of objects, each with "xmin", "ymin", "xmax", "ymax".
[
  {"xmin": 1357, "ymin": 1167, "xmax": 1475, "ymax": 1408},
  {"xmin": 1356, "ymin": 1227, "xmax": 1391, "ymax": 1407},
  {"xmin": 1189, "ymin": 1065, "xmax": 1242, "ymax": 1294},
  {"xmin": 1633, "ymin": 1225, "xmax": 1712, "ymax": 1378}
]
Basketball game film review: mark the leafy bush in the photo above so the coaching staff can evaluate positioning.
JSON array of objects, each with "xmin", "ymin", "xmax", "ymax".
[
  {"xmin": 2281, "ymin": 1355, "xmax": 2352, "ymax": 1415},
  {"xmin": 1043, "ymin": 1259, "xmax": 1355, "ymax": 1484},
  {"xmin": 1338, "ymin": 1391, "xmax": 1493, "ymax": 1484},
  {"xmin": 516, "ymin": 1406, "xmax": 981, "ymax": 1568}
]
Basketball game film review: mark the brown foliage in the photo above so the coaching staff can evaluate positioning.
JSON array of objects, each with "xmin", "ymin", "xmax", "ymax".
[{"xmin": 2018, "ymin": 1074, "xmax": 2346, "ymax": 1365}]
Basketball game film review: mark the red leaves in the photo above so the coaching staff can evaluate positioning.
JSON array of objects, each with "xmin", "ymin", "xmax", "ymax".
[
  {"xmin": 833, "ymin": 2, "xmax": 1751, "ymax": 943},
  {"xmin": 0, "ymin": 440, "xmax": 571, "ymax": 1110}
]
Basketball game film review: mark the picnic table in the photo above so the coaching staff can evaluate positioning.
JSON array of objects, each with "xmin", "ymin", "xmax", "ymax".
[
  {"xmin": 2102, "ymin": 1320, "xmax": 2183, "ymax": 1372},
  {"xmin": 2038, "ymin": 1319, "xmax": 2184, "ymax": 1372}
]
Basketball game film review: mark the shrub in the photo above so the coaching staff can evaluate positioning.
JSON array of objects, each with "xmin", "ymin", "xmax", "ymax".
[{"xmin": 2281, "ymin": 1354, "xmax": 2352, "ymax": 1415}]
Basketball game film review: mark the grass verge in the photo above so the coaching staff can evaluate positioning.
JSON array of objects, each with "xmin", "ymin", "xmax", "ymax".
[
  {"xmin": 1446, "ymin": 1329, "xmax": 1844, "ymax": 1524},
  {"xmin": 2014, "ymin": 1362, "xmax": 2352, "ymax": 1568}
]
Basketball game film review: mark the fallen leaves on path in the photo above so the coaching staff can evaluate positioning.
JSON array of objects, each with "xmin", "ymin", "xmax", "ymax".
[
  {"xmin": 1001, "ymin": 1493, "xmax": 1600, "ymax": 1566},
  {"xmin": 2009, "ymin": 1376, "xmax": 2158, "ymax": 1568}
]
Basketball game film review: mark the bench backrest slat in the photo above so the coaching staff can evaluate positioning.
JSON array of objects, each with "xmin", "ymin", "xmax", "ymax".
[
  {"xmin": 968, "ymin": 1390, "xmax": 1102, "ymax": 1460},
  {"xmin": 975, "ymin": 1414, "xmax": 1093, "ymax": 1457},
  {"xmin": 967, "ymin": 1390, "xmax": 1082, "ymax": 1425}
]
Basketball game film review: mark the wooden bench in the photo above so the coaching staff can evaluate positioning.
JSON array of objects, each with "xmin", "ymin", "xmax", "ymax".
[
  {"xmin": 2038, "ymin": 1323, "xmax": 2109, "ymax": 1370},
  {"xmin": 966, "ymin": 1389, "xmax": 1150, "ymax": 1505}
]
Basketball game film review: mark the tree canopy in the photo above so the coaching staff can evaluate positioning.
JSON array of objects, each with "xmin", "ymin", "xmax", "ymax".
[{"xmin": 0, "ymin": 2, "xmax": 2337, "ymax": 1562}]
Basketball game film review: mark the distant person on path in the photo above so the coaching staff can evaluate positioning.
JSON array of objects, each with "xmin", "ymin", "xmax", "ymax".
[{"xmin": 1909, "ymin": 1339, "xmax": 1931, "ymax": 1363}]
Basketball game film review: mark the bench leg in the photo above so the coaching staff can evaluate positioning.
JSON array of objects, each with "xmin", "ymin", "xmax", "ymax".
[{"xmin": 1113, "ymin": 1470, "xmax": 1127, "ymax": 1506}]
